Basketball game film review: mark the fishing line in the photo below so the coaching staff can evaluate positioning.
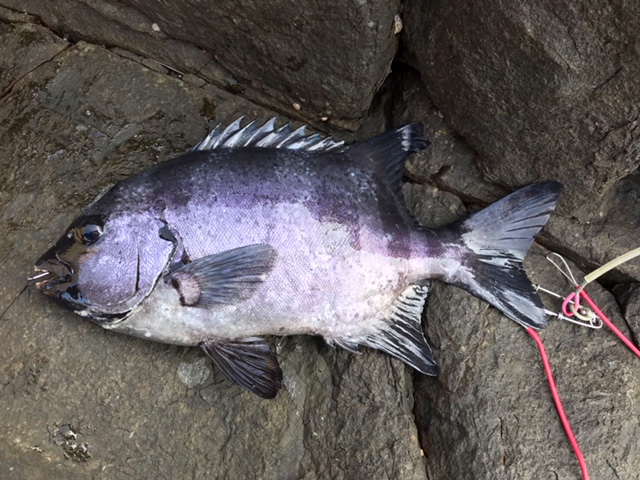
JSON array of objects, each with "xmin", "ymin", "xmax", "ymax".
[{"xmin": 529, "ymin": 248, "xmax": 640, "ymax": 480}]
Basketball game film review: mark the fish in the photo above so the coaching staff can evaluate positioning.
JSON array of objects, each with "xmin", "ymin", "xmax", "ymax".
[{"xmin": 30, "ymin": 117, "xmax": 563, "ymax": 399}]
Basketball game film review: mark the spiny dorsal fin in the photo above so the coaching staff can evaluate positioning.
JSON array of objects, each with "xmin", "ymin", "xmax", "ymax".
[{"xmin": 193, "ymin": 117, "xmax": 345, "ymax": 152}]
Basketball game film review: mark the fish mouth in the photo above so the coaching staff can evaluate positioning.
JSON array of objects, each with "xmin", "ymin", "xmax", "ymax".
[
  {"xmin": 29, "ymin": 257, "xmax": 74, "ymax": 294},
  {"xmin": 30, "ymin": 256, "xmax": 130, "ymax": 325}
]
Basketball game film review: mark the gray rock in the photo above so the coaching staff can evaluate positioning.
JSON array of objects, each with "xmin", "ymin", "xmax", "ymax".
[
  {"xmin": 387, "ymin": 67, "xmax": 640, "ymax": 477},
  {"xmin": 613, "ymin": 283, "xmax": 640, "ymax": 345},
  {"xmin": 0, "ymin": 0, "xmax": 403, "ymax": 128},
  {"xmin": 404, "ymin": 0, "xmax": 640, "ymax": 212},
  {"xmin": 414, "ymin": 247, "xmax": 640, "ymax": 479},
  {"xmin": 0, "ymin": 22, "xmax": 68, "ymax": 96},
  {"xmin": 390, "ymin": 68, "xmax": 506, "ymax": 205},
  {"xmin": 2, "ymin": 10, "xmax": 639, "ymax": 480},
  {"xmin": 403, "ymin": 1, "xmax": 640, "ymax": 282},
  {"xmin": 0, "ymin": 39, "xmax": 426, "ymax": 479}
]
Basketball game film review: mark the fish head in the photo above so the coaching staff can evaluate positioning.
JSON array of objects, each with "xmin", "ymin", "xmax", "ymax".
[{"xmin": 31, "ymin": 210, "xmax": 176, "ymax": 324}]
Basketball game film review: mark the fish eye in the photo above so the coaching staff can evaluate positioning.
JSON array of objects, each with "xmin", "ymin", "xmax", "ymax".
[{"xmin": 76, "ymin": 223, "xmax": 103, "ymax": 246}]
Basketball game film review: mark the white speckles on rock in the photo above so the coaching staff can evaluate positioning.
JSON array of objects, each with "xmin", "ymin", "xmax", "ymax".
[{"xmin": 177, "ymin": 358, "xmax": 210, "ymax": 388}]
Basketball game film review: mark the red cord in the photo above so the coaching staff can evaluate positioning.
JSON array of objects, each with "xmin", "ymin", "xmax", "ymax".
[
  {"xmin": 536, "ymin": 263, "xmax": 640, "ymax": 478},
  {"xmin": 526, "ymin": 328, "xmax": 590, "ymax": 480},
  {"xmin": 578, "ymin": 290, "xmax": 640, "ymax": 358}
]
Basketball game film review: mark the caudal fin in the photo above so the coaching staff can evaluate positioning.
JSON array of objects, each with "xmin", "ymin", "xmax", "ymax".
[{"xmin": 443, "ymin": 182, "xmax": 563, "ymax": 329}]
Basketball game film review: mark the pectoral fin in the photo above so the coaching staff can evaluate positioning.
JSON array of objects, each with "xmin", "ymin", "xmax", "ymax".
[
  {"xmin": 200, "ymin": 338, "xmax": 283, "ymax": 399},
  {"xmin": 167, "ymin": 244, "xmax": 277, "ymax": 307}
]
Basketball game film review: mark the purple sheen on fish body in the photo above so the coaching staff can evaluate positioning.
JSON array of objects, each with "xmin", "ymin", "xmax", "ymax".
[{"xmin": 31, "ymin": 118, "xmax": 563, "ymax": 398}]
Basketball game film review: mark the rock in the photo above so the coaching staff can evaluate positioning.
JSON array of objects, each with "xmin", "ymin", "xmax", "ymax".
[
  {"xmin": 403, "ymin": 1, "xmax": 640, "ymax": 281},
  {"xmin": 2, "ymin": 10, "xmax": 639, "ymax": 480},
  {"xmin": 0, "ymin": 22, "xmax": 68, "ymax": 96},
  {"xmin": 0, "ymin": 38, "xmax": 426, "ymax": 479},
  {"xmin": 390, "ymin": 67, "xmax": 507, "ymax": 205},
  {"xmin": 403, "ymin": 0, "xmax": 640, "ymax": 213},
  {"xmin": 0, "ymin": 0, "xmax": 403, "ymax": 127},
  {"xmin": 413, "ymin": 246, "xmax": 640, "ymax": 479},
  {"xmin": 613, "ymin": 283, "xmax": 640, "ymax": 345},
  {"xmin": 388, "ymin": 68, "xmax": 640, "ymax": 475}
]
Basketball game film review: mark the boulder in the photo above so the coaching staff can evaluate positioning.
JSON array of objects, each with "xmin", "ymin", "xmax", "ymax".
[
  {"xmin": 1, "ymin": 10, "xmax": 639, "ymax": 480},
  {"xmin": 390, "ymin": 66, "xmax": 640, "ymax": 479},
  {"xmin": 0, "ymin": 0, "xmax": 404, "ymax": 128},
  {"xmin": 403, "ymin": 0, "xmax": 640, "ymax": 281}
]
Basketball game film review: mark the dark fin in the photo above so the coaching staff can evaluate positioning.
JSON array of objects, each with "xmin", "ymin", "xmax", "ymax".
[
  {"xmin": 192, "ymin": 117, "xmax": 344, "ymax": 152},
  {"xmin": 167, "ymin": 244, "xmax": 277, "ymax": 307},
  {"xmin": 346, "ymin": 123, "xmax": 430, "ymax": 199},
  {"xmin": 328, "ymin": 285, "xmax": 438, "ymax": 375},
  {"xmin": 200, "ymin": 338, "xmax": 283, "ymax": 399},
  {"xmin": 444, "ymin": 181, "xmax": 564, "ymax": 329}
]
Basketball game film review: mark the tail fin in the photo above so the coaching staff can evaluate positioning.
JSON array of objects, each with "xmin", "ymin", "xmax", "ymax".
[{"xmin": 443, "ymin": 181, "xmax": 563, "ymax": 329}]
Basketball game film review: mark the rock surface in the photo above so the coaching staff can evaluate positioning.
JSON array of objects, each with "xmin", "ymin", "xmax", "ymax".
[
  {"xmin": 1, "ymin": 5, "xmax": 639, "ymax": 480},
  {"xmin": 390, "ymin": 66, "xmax": 640, "ymax": 478},
  {"xmin": 0, "ymin": 0, "xmax": 402, "ymax": 128},
  {"xmin": 403, "ymin": 0, "xmax": 640, "ymax": 282},
  {"xmin": 415, "ymin": 248, "xmax": 640, "ymax": 480}
]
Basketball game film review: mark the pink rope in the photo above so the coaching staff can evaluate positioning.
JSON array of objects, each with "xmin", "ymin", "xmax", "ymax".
[
  {"xmin": 578, "ymin": 290, "xmax": 640, "ymax": 359},
  {"xmin": 527, "ymin": 328, "xmax": 590, "ymax": 480}
]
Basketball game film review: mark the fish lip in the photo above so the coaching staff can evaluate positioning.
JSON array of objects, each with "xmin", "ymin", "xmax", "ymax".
[{"xmin": 30, "ymin": 256, "xmax": 74, "ymax": 293}]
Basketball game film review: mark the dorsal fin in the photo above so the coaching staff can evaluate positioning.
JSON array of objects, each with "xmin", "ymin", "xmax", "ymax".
[
  {"xmin": 345, "ymin": 123, "xmax": 430, "ymax": 199},
  {"xmin": 193, "ymin": 117, "xmax": 345, "ymax": 152}
]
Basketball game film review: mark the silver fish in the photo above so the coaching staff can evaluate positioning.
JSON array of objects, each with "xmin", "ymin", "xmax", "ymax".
[{"xmin": 31, "ymin": 118, "xmax": 563, "ymax": 398}]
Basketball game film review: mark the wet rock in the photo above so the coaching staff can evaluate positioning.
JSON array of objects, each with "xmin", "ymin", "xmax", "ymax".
[
  {"xmin": 2, "ymin": 9, "xmax": 639, "ymax": 480},
  {"xmin": 403, "ymin": 1, "xmax": 640, "ymax": 282},
  {"xmin": 0, "ymin": 36, "xmax": 426, "ymax": 479},
  {"xmin": 0, "ymin": 0, "xmax": 403, "ymax": 127},
  {"xmin": 414, "ymin": 247, "xmax": 640, "ymax": 479}
]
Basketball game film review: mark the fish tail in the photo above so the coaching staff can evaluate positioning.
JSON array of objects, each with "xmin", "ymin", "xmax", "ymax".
[{"xmin": 438, "ymin": 181, "xmax": 563, "ymax": 329}]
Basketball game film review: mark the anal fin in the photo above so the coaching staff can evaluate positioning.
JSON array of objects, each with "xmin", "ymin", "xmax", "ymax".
[
  {"xmin": 200, "ymin": 337, "xmax": 283, "ymax": 399},
  {"xmin": 331, "ymin": 285, "xmax": 438, "ymax": 375}
]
